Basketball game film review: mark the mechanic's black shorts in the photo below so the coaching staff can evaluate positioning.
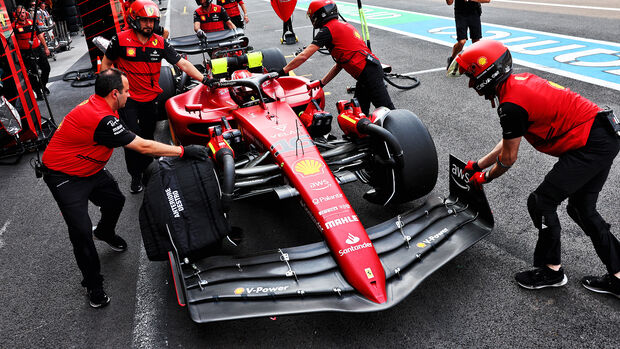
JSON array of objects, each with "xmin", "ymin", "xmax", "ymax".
[{"xmin": 455, "ymin": 12, "xmax": 482, "ymax": 41}]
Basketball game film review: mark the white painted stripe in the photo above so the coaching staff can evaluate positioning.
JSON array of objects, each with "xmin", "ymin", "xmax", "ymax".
[
  {"xmin": 132, "ymin": 247, "xmax": 158, "ymax": 349},
  {"xmin": 491, "ymin": 0, "xmax": 620, "ymax": 12},
  {"xmin": 401, "ymin": 67, "xmax": 447, "ymax": 76},
  {"xmin": 0, "ymin": 220, "xmax": 9, "ymax": 249}
]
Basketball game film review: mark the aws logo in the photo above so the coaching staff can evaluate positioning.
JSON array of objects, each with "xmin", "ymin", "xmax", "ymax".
[
  {"xmin": 294, "ymin": 159, "xmax": 323, "ymax": 177},
  {"xmin": 451, "ymin": 163, "xmax": 470, "ymax": 190}
]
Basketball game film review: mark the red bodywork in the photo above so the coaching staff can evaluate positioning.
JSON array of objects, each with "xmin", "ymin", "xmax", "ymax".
[
  {"xmin": 271, "ymin": 0, "xmax": 297, "ymax": 22},
  {"xmin": 166, "ymin": 75, "xmax": 387, "ymax": 303}
]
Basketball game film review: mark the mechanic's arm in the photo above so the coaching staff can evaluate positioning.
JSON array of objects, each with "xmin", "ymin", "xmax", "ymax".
[
  {"xmin": 283, "ymin": 44, "xmax": 320, "ymax": 74},
  {"xmin": 125, "ymin": 135, "xmax": 183, "ymax": 157},
  {"xmin": 477, "ymin": 137, "xmax": 521, "ymax": 180},
  {"xmin": 321, "ymin": 63, "xmax": 342, "ymax": 86},
  {"xmin": 101, "ymin": 56, "xmax": 114, "ymax": 70},
  {"xmin": 38, "ymin": 32, "xmax": 50, "ymax": 56},
  {"xmin": 240, "ymin": 2, "xmax": 249, "ymax": 23},
  {"xmin": 163, "ymin": 28, "xmax": 170, "ymax": 40},
  {"xmin": 176, "ymin": 57, "xmax": 204, "ymax": 82},
  {"xmin": 226, "ymin": 20, "xmax": 236, "ymax": 30}
]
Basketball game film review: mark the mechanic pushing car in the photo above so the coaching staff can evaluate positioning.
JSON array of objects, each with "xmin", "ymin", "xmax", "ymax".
[
  {"xmin": 279, "ymin": 0, "xmax": 394, "ymax": 116},
  {"xmin": 216, "ymin": 0, "xmax": 248, "ymax": 29},
  {"xmin": 194, "ymin": 0, "xmax": 236, "ymax": 39},
  {"xmin": 448, "ymin": 40, "xmax": 620, "ymax": 298},
  {"xmin": 101, "ymin": 0, "xmax": 206, "ymax": 193},
  {"xmin": 41, "ymin": 69, "xmax": 208, "ymax": 308}
]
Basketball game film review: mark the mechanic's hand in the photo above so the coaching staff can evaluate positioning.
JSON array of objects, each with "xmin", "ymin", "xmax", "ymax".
[
  {"xmin": 271, "ymin": 67, "xmax": 287, "ymax": 77},
  {"xmin": 202, "ymin": 75, "xmax": 216, "ymax": 87},
  {"xmin": 469, "ymin": 171, "xmax": 489, "ymax": 190},
  {"xmin": 464, "ymin": 160, "xmax": 481, "ymax": 174},
  {"xmin": 180, "ymin": 145, "xmax": 208, "ymax": 160},
  {"xmin": 196, "ymin": 29, "xmax": 206, "ymax": 40}
]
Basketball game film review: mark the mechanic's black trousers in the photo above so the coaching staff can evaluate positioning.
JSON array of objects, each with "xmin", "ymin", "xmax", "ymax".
[
  {"xmin": 119, "ymin": 98, "xmax": 157, "ymax": 178},
  {"xmin": 354, "ymin": 61, "xmax": 395, "ymax": 116},
  {"xmin": 44, "ymin": 169, "xmax": 125, "ymax": 289},
  {"xmin": 22, "ymin": 46, "xmax": 50, "ymax": 93},
  {"xmin": 530, "ymin": 116, "xmax": 620, "ymax": 274}
]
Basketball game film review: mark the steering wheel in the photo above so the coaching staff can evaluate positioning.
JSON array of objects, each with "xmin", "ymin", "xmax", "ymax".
[{"xmin": 206, "ymin": 72, "xmax": 279, "ymax": 108}]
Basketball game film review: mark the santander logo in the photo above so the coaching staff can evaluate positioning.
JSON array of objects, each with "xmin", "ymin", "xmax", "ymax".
[{"xmin": 345, "ymin": 233, "xmax": 360, "ymax": 245}]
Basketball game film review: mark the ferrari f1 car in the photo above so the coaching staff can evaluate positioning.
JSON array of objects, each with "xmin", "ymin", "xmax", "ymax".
[{"xmin": 153, "ymin": 49, "xmax": 494, "ymax": 323}]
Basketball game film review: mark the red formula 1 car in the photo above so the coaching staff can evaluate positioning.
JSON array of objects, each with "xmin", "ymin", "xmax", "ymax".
[{"xmin": 156, "ymin": 46, "xmax": 494, "ymax": 323}]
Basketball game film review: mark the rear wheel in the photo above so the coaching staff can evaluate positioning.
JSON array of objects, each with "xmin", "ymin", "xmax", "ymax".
[
  {"xmin": 367, "ymin": 109, "xmax": 438, "ymax": 205},
  {"xmin": 156, "ymin": 66, "xmax": 175, "ymax": 121}
]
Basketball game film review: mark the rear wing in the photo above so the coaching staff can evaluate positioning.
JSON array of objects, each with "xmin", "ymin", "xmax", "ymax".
[{"xmin": 168, "ymin": 155, "xmax": 494, "ymax": 323}]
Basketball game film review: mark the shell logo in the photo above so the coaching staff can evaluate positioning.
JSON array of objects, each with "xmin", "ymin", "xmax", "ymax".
[
  {"xmin": 126, "ymin": 47, "xmax": 136, "ymax": 57},
  {"xmin": 234, "ymin": 287, "xmax": 245, "ymax": 295},
  {"xmin": 294, "ymin": 159, "xmax": 323, "ymax": 177},
  {"xmin": 416, "ymin": 242, "xmax": 426, "ymax": 248},
  {"xmin": 477, "ymin": 56, "xmax": 488, "ymax": 67}
]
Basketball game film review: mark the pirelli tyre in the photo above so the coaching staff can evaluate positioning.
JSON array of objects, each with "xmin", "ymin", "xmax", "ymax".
[
  {"xmin": 156, "ymin": 66, "xmax": 175, "ymax": 121},
  {"xmin": 260, "ymin": 48, "xmax": 286, "ymax": 73},
  {"xmin": 366, "ymin": 109, "xmax": 438, "ymax": 205}
]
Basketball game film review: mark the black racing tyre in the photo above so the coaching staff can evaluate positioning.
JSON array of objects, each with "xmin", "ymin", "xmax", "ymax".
[
  {"xmin": 260, "ymin": 47, "xmax": 286, "ymax": 73},
  {"xmin": 368, "ymin": 109, "xmax": 438, "ymax": 204},
  {"xmin": 155, "ymin": 66, "xmax": 175, "ymax": 121}
]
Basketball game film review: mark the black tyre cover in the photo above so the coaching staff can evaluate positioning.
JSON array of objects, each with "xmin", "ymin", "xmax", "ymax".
[
  {"xmin": 155, "ymin": 66, "xmax": 175, "ymax": 121},
  {"xmin": 369, "ymin": 109, "xmax": 438, "ymax": 204},
  {"xmin": 260, "ymin": 48, "xmax": 286, "ymax": 72},
  {"xmin": 139, "ymin": 157, "xmax": 230, "ymax": 261}
]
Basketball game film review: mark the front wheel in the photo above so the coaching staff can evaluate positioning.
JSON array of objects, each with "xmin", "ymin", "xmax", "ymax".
[{"xmin": 366, "ymin": 109, "xmax": 438, "ymax": 205}]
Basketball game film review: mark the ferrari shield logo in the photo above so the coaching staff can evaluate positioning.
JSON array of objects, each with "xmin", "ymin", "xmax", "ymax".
[
  {"xmin": 354, "ymin": 30, "xmax": 361, "ymax": 39},
  {"xmin": 126, "ymin": 47, "xmax": 137, "ymax": 57},
  {"xmin": 365, "ymin": 268, "xmax": 374, "ymax": 279},
  {"xmin": 151, "ymin": 38, "xmax": 158, "ymax": 46},
  {"xmin": 294, "ymin": 159, "xmax": 323, "ymax": 177},
  {"xmin": 146, "ymin": 7, "xmax": 156, "ymax": 16}
]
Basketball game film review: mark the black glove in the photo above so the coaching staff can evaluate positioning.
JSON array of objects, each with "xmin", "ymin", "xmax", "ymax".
[
  {"xmin": 196, "ymin": 29, "xmax": 206, "ymax": 40},
  {"xmin": 271, "ymin": 67, "xmax": 287, "ymax": 77},
  {"xmin": 202, "ymin": 75, "xmax": 216, "ymax": 87},
  {"xmin": 180, "ymin": 145, "xmax": 208, "ymax": 160}
]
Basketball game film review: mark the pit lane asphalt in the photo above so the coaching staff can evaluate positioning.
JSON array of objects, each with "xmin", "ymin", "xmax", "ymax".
[{"xmin": 1, "ymin": 0, "xmax": 618, "ymax": 347}]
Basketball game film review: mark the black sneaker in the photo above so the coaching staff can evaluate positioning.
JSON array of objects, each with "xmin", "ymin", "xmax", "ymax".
[
  {"xmin": 43, "ymin": 87, "xmax": 51, "ymax": 95},
  {"xmin": 515, "ymin": 267, "xmax": 568, "ymax": 290},
  {"xmin": 446, "ymin": 56, "xmax": 453, "ymax": 70},
  {"xmin": 130, "ymin": 175, "xmax": 144, "ymax": 194},
  {"xmin": 581, "ymin": 274, "xmax": 620, "ymax": 299},
  {"xmin": 88, "ymin": 287, "xmax": 110, "ymax": 308},
  {"xmin": 93, "ymin": 233, "xmax": 127, "ymax": 252}
]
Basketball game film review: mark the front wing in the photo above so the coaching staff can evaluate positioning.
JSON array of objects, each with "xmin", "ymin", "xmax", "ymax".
[{"xmin": 168, "ymin": 155, "xmax": 494, "ymax": 323}]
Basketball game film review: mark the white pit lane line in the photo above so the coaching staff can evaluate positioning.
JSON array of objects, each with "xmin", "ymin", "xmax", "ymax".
[
  {"xmin": 491, "ymin": 0, "xmax": 620, "ymax": 12},
  {"xmin": 0, "ymin": 220, "xmax": 10, "ymax": 250}
]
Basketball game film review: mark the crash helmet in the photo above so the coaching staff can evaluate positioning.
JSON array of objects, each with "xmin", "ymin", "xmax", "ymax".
[
  {"xmin": 128, "ymin": 0, "xmax": 161, "ymax": 35},
  {"xmin": 448, "ymin": 40, "xmax": 513, "ymax": 98},
  {"xmin": 195, "ymin": 0, "xmax": 212, "ymax": 7},
  {"xmin": 229, "ymin": 70, "xmax": 255, "ymax": 105},
  {"xmin": 307, "ymin": 0, "xmax": 338, "ymax": 29}
]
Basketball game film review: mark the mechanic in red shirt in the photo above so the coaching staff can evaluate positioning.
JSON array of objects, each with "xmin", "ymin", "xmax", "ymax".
[
  {"xmin": 102, "ymin": 0, "xmax": 205, "ymax": 193},
  {"xmin": 122, "ymin": 0, "xmax": 169, "ymax": 38},
  {"xmin": 280, "ymin": 0, "xmax": 394, "ymax": 116},
  {"xmin": 216, "ymin": 0, "xmax": 248, "ymax": 29},
  {"xmin": 194, "ymin": 0, "xmax": 235, "ymax": 39},
  {"xmin": 42, "ymin": 68, "xmax": 207, "ymax": 308},
  {"xmin": 448, "ymin": 40, "xmax": 620, "ymax": 298},
  {"xmin": 13, "ymin": 4, "xmax": 50, "ymax": 100}
]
